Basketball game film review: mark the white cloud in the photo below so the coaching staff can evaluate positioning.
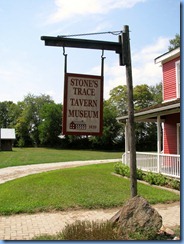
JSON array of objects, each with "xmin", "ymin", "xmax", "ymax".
[
  {"xmin": 91, "ymin": 21, "xmax": 113, "ymax": 33},
  {"xmin": 89, "ymin": 62, "xmax": 126, "ymax": 99},
  {"xmin": 132, "ymin": 36, "xmax": 170, "ymax": 86},
  {"xmin": 89, "ymin": 36, "xmax": 170, "ymax": 100},
  {"xmin": 0, "ymin": 59, "xmax": 43, "ymax": 102},
  {"xmin": 48, "ymin": 0, "xmax": 146, "ymax": 24},
  {"xmin": 132, "ymin": 37, "xmax": 170, "ymax": 63}
]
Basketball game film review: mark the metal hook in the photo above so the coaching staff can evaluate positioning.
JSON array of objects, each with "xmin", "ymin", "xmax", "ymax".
[
  {"xmin": 101, "ymin": 49, "xmax": 105, "ymax": 59},
  {"xmin": 101, "ymin": 50, "xmax": 106, "ymax": 77},
  {"xmin": 62, "ymin": 46, "xmax": 67, "ymax": 73},
  {"xmin": 63, "ymin": 46, "xmax": 66, "ymax": 56}
]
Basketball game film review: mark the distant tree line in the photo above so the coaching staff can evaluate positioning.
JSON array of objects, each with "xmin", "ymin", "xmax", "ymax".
[{"xmin": 0, "ymin": 82, "xmax": 162, "ymax": 151}]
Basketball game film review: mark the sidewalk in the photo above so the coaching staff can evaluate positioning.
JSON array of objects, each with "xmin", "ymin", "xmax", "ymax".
[
  {"xmin": 0, "ymin": 159, "xmax": 121, "ymax": 184},
  {"xmin": 0, "ymin": 160, "xmax": 180, "ymax": 240},
  {"xmin": 0, "ymin": 202, "xmax": 180, "ymax": 240}
]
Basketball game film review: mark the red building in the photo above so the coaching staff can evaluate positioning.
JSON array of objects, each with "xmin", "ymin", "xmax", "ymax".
[
  {"xmin": 155, "ymin": 47, "xmax": 180, "ymax": 155},
  {"xmin": 118, "ymin": 47, "xmax": 180, "ymax": 178}
]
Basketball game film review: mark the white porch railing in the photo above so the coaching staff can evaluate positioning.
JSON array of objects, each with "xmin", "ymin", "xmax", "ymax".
[{"xmin": 122, "ymin": 152, "xmax": 180, "ymax": 179}]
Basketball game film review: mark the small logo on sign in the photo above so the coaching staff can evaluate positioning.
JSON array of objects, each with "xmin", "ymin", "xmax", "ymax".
[{"xmin": 69, "ymin": 121, "xmax": 87, "ymax": 130}]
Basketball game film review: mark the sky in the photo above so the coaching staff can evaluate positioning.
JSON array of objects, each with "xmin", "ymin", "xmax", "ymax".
[{"xmin": 0, "ymin": 0, "xmax": 180, "ymax": 105}]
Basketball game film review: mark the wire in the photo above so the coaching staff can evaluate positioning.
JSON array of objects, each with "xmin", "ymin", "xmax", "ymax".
[{"xmin": 58, "ymin": 30, "xmax": 122, "ymax": 38}]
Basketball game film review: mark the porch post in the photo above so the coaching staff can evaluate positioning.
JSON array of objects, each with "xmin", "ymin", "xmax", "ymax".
[
  {"xmin": 157, "ymin": 115, "xmax": 161, "ymax": 172},
  {"xmin": 125, "ymin": 120, "xmax": 129, "ymax": 165}
]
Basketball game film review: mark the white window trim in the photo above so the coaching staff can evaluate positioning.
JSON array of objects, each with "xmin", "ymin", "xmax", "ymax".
[
  {"xmin": 175, "ymin": 60, "xmax": 180, "ymax": 98},
  {"xmin": 162, "ymin": 123, "xmax": 165, "ymax": 154},
  {"xmin": 177, "ymin": 123, "xmax": 180, "ymax": 155},
  {"xmin": 162, "ymin": 98, "xmax": 178, "ymax": 103}
]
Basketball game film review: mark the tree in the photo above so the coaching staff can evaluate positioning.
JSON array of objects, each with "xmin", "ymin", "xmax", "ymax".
[
  {"xmin": 62, "ymin": 135, "xmax": 91, "ymax": 149},
  {"xmin": 133, "ymin": 84, "xmax": 158, "ymax": 151},
  {"xmin": 149, "ymin": 82, "xmax": 162, "ymax": 104},
  {"xmin": 107, "ymin": 83, "xmax": 162, "ymax": 152},
  {"xmin": 133, "ymin": 84, "xmax": 154, "ymax": 111},
  {"xmin": 134, "ymin": 83, "xmax": 162, "ymax": 151},
  {"xmin": 168, "ymin": 34, "xmax": 180, "ymax": 51},
  {"xmin": 107, "ymin": 85, "xmax": 128, "ymax": 117},
  {"xmin": 15, "ymin": 94, "xmax": 55, "ymax": 146},
  {"xmin": 38, "ymin": 103, "xmax": 62, "ymax": 146},
  {"xmin": 0, "ymin": 101, "xmax": 18, "ymax": 128},
  {"xmin": 90, "ymin": 100, "xmax": 122, "ymax": 150}
]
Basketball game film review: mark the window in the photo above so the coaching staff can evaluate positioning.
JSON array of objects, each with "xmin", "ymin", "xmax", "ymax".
[{"xmin": 175, "ymin": 61, "xmax": 180, "ymax": 98}]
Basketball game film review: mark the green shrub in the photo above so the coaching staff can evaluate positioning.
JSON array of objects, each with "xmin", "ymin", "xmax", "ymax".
[
  {"xmin": 115, "ymin": 163, "xmax": 130, "ymax": 177},
  {"xmin": 114, "ymin": 164, "xmax": 143, "ymax": 180},
  {"xmin": 114, "ymin": 163, "xmax": 122, "ymax": 174},
  {"xmin": 154, "ymin": 173, "xmax": 167, "ymax": 186},
  {"xmin": 122, "ymin": 165, "xmax": 130, "ymax": 177},
  {"xmin": 143, "ymin": 171, "xmax": 155, "ymax": 184},
  {"xmin": 168, "ymin": 179, "xmax": 180, "ymax": 190},
  {"xmin": 114, "ymin": 163, "xmax": 180, "ymax": 190},
  {"xmin": 136, "ymin": 168, "xmax": 144, "ymax": 180},
  {"xmin": 144, "ymin": 172, "xmax": 167, "ymax": 186},
  {"xmin": 126, "ymin": 227, "xmax": 158, "ymax": 240}
]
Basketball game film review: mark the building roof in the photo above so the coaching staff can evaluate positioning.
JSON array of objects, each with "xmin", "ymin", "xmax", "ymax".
[
  {"xmin": 117, "ymin": 98, "xmax": 180, "ymax": 123},
  {"xmin": 154, "ymin": 47, "xmax": 180, "ymax": 65},
  {"xmin": 0, "ymin": 128, "xmax": 16, "ymax": 139},
  {"xmin": 71, "ymin": 121, "xmax": 86, "ymax": 125}
]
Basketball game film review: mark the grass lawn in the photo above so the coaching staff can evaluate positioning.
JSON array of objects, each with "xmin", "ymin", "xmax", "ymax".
[
  {"xmin": 0, "ymin": 163, "xmax": 179, "ymax": 215},
  {"xmin": 0, "ymin": 147, "xmax": 122, "ymax": 168}
]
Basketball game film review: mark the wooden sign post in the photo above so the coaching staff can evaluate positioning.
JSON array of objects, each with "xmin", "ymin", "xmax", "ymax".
[
  {"xmin": 41, "ymin": 25, "xmax": 137, "ymax": 197},
  {"xmin": 122, "ymin": 26, "xmax": 137, "ymax": 197}
]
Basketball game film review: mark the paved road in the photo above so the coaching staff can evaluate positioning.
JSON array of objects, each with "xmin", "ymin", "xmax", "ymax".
[{"xmin": 0, "ymin": 159, "xmax": 180, "ymax": 240}]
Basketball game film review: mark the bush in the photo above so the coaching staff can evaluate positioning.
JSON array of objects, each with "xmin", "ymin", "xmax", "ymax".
[
  {"xmin": 33, "ymin": 220, "xmax": 167, "ymax": 241},
  {"xmin": 61, "ymin": 220, "xmax": 122, "ymax": 240},
  {"xmin": 114, "ymin": 163, "xmax": 180, "ymax": 190},
  {"xmin": 143, "ymin": 171, "xmax": 155, "ymax": 184},
  {"xmin": 126, "ymin": 227, "xmax": 158, "ymax": 240},
  {"xmin": 114, "ymin": 163, "xmax": 122, "ymax": 174},
  {"xmin": 154, "ymin": 173, "xmax": 167, "ymax": 186},
  {"xmin": 167, "ymin": 179, "xmax": 180, "ymax": 190},
  {"xmin": 114, "ymin": 163, "xmax": 130, "ymax": 177},
  {"xmin": 143, "ymin": 172, "xmax": 166, "ymax": 186},
  {"xmin": 121, "ymin": 165, "xmax": 130, "ymax": 177},
  {"xmin": 136, "ymin": 168, "xmax": 144, "ymax": 180}
]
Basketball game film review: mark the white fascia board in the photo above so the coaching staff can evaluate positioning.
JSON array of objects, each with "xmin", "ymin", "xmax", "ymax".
[
  {"xmin": 117, "ymin": 102, "xmax": 180, "ymax": 122},
  {"xmin": 155, "ymin": 47, "xmax": 180, "ymax": 64},
  {"xmin": 134, "ymin": 103, "xmax": 180, "ymax": 117}
]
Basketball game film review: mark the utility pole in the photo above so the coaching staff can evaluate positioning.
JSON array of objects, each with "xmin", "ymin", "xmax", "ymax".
[{"xmin": 41, "ymin": 25, "xmax": 137, "ymax": 197}]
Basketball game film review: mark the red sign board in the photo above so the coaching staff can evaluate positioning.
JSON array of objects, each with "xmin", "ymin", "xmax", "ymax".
[{"xmin": 62, "ymin": 73, "xmax": 103, "ymax": 135}]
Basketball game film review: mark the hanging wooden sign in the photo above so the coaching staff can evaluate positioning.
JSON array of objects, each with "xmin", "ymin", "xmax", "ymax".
[{"xmin": 62, "ymin": 73, "xmax": 103, "ymax": 135}]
